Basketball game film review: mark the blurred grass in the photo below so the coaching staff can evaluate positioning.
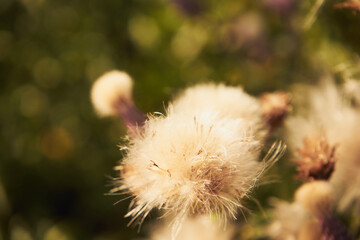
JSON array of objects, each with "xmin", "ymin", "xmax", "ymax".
[{"xmin": 0, "ymin": 0, "xmax": 359, "ymax": 239}]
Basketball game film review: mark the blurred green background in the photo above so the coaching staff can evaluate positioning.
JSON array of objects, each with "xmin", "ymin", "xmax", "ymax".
[{"xmin": 0, "ymin": 0, "xmax": 359, "ymax": 239}]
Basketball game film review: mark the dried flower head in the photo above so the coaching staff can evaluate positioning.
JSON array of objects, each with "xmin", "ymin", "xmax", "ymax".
[
  {"xmin": 294, "ymin": 135, "xmax": 336, "ymax": 181},
  {"xmin": 91, "ymin": 70, "xmax": 146, "ymax": 135},
  {"xmin": 260, "ymin": 91, "xmax": 291, "ymax": 130},
  {"xmin": 113, "ymin": 84, "xmax": 285, "ymax": 237},
  {"xmin": 149, "ymin": 216, "xmax": 234, "ymax": 240}
]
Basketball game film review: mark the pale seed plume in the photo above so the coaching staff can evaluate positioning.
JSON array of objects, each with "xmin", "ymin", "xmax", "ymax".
[{"xmin": 149, "ymin": 216, "xmax": 234, "ymax": 240}]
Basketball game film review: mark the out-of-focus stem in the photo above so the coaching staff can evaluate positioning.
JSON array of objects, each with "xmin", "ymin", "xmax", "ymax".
[
  {"xmin": 114, "ymin": 98, "xmax": 147, "ymax": 137},
  {"xmin": 320, "ymin": 215, "xmax": 354, "ymax": 240}
]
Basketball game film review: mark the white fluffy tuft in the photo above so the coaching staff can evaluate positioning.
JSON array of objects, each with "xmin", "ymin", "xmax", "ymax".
[
  {"xmin": 267, "ymin": 199, "xmax": 320, "ymax": 240},
  {"xmin": 171, "ymin": 84, "xmax": 267, "ymax": 140},
  {"xmin": 91, "ymin": 70, "xmax": 133, "ymax": 117},
  {"xmin": 295, "ymin": 181, "xmax": 334, "ymax": 218},
  {"xmin": 149, "ymin": 216, "xmax": 234, "ymax": 240}
]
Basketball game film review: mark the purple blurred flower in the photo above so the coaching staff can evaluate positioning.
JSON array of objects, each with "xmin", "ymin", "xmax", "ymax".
[
  {"xmin": 172, "ymin": 0, "xmax": 203, "ymax": 16},
  {"xmin": 263, "ymin": 0, "xmax": 296, "ymax": 14}
]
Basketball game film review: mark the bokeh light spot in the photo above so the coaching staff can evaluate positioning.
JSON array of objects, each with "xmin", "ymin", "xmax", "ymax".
[
  {"xmin": 33, "ymin": 58, "xmax": 62, "ymax": 89},
  {"xmin": 128, "ymin": 15, "xmax": 160, "ymax": 49},
  {"xmin": 171, "ymin": 23, "xmax": 207, "ymax": 62},
  {"xmin": 10, "ymin": 226, "xmax": 32, "ymax": 240},
  {"xmin": 0, "ymin": 31, "xmax": 13, "ymax": 61},
  {"xmin": 39, "ymin": 127, "xmax": 74, "ymax": 161},
  {"xmin": 18, "ymin": 85, "xmax": 48, "ymax": 118},
  {"xmin": 44, "ymin": 224, "xmax": 72, "ymax": 240}
]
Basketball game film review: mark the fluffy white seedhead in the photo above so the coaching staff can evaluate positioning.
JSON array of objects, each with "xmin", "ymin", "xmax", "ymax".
[
  {"xmin": 171, "ymin": 84, "xmax": 268, "ymax": 141},
  {"xmin": 91, "ymin": 70, "xmax": 133, "ymax": 117},
  {"xmin": 116, "ymin": 109, "xmax": 284, "ymax": 236},
  {"xmin": 295, "ymin": 181, "xmax": 334, "ymax": 219},
  {"xmin": 111, "ymin": 83, "xmax": 286, "ymax": 238},
  {"xmin": 150, "ymin": 216, "xmax": 234, "ymax": 240},
  {"xmin": 120, "ymin": 111, "xmax": 260, "ymax": 222}
]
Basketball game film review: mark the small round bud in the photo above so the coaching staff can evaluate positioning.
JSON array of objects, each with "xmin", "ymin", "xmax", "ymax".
[
  {"xmin": 91, "ymin": 70, "xmax": 133, "ymax": 117},
  {"xmin": 295, "ymin": 181, "xmax": 334, "ymax": 218}
]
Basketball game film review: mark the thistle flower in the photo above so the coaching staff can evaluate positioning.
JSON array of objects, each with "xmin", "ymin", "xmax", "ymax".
[
  {"xmin": 260, "ymin": 91, "xmax": 291, "ymax": 131},
  {"xmin": 286, "ymin": 79, "xmax": 360, "ymax": 209},
  {"xmin": 263, "ymin": 0, "xmax": 296, "ymax": 14},
  {"xmin": 90, "ymin": 70, "xmax": 146, "ymax": 135},
  {"xmin": 171, "ymin": 0, "xmax": 203, "ymax": 16},
  {"xmin": 294, "ymin": 135, "xmax": 336, "ymax": 181},
  {"xmin": 149, "ymin": 216, "xmax": 234, "ymax": 240},
  {"xmin": 113, "ymin": 84, "xmax": 285, "ymax": 238}
]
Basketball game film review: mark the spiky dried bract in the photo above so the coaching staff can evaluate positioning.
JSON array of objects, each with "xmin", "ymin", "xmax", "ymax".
[
  {"xmin": 150, "ymin": 216, "xmax": 234, "ymax": 240},
  {"xmin": 171, "ymin": 84, "xmax": 268, "ymax": 141},
  {"xmin": 294, "ymin": 136, "xmax": 336, "ymax": 180},
  {"xmin": 260, "ymin": 91, "xmax": 291, "ymax": 130},
  {"xmin": 91, "ymin": 70, "xmax": 133, "ymax": 117},
  {"xmin": 295, "ymin": 181, "xmax": 334, "ymax": 219}
]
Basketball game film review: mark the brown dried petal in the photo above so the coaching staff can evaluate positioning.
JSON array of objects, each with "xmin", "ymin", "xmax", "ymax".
[{"xmin": 294, "ymin": 136, "xmax": 336, "ymax": 181}]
